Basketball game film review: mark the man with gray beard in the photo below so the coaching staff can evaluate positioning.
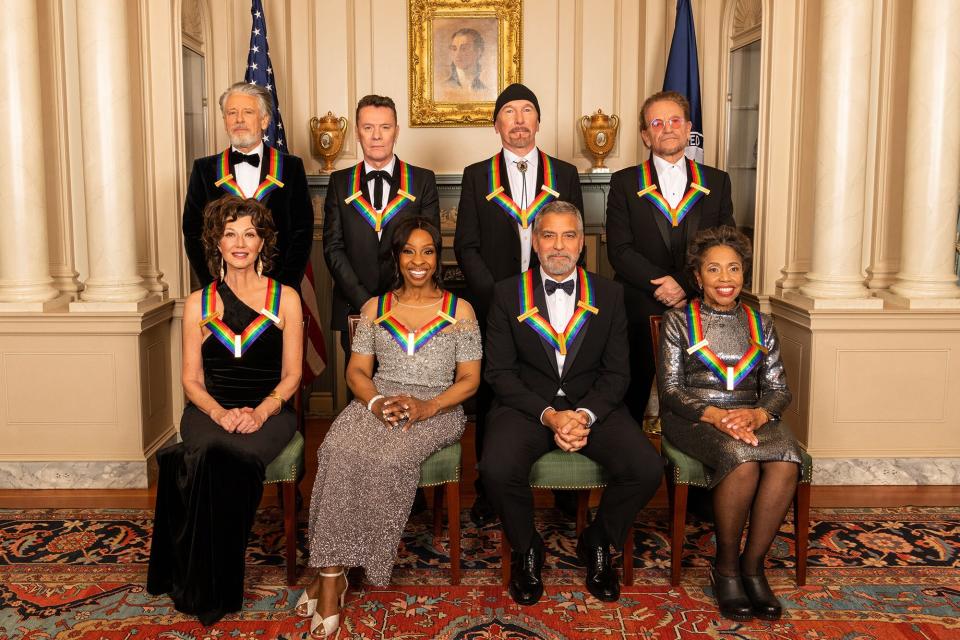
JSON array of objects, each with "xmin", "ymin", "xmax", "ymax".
[
  {"xmin": 182, "ymin": 82, "xmax": 314, "ymax": 290},
  {"xmin": 479, "ymin": 201, "xmax": 663, "ymax": 606}
]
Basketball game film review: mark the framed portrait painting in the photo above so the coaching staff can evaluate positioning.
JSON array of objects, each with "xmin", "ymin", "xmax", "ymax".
[{"xmin": 408, "ymin": 0, "xmax": 522, "ymax": 127}]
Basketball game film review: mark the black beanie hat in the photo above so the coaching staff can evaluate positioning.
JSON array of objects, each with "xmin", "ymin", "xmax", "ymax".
[{"xmin": 493, "ymin": 83, "xmax": 540, "ymax": 121}]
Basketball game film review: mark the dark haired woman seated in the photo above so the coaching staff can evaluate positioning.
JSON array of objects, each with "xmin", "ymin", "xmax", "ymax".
[
  {"xmin": 657, "ymin": 226, "xmax": 802, "ymax": 622},
  {"xmin": 297, "ymin": 218, "xmax": 480, "ymax": 639},
  {"xmin": 147, "ymin": 195, "xmax": 303, "ymax": 625}
]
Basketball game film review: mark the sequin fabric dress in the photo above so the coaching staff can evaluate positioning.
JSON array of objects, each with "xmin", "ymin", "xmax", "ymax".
[
  {"xmin": 657, "ymin": 302, "xmax": 803, "ymax": 488},
  {"xmin": 308, "ymin": 316, "xmax": 481, "ymax": 584}
]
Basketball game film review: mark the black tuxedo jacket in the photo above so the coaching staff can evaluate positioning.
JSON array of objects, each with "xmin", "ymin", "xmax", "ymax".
[
  {"xmin": 454, "ymin": 151, "xmax": 583, "ymax": 318},
  {"xmin": 485, "ymin": 269, "xmax": 630, "ymax": 425},
  {"xmin": 605, "ymin": 159, "xmax": 734, "ymax": 323},
  {"xmin": 322, "ymin": 158, "xmax": 440, "ymax": 331},
  {"xmin": 182, "ymin": 147, "xmax": 314, "ymax": 289}
]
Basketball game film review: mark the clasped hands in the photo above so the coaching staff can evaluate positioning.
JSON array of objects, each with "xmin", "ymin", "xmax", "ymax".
[
  {"xmin": 211, "ymin": 406, "xmax": 267, "ymax": 434},
  {"xmin": 543, "ymin": 408, "xmax": 591, "ymax": 452},
  {"xmin": 372, "ymin": 395, "xmax": 440, "ymax": 432},
  {"xmin": 651, "ymin": 275, "xmax": 687, "ymax": 308},
  {"xmin": 701, "ymin": 406, "xmax": 770, "ymax": 446}
]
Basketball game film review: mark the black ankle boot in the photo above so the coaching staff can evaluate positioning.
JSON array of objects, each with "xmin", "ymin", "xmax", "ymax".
[
  {"xmin": 710, "ymin": 569, "xmax": 753, "ymax": 621},
  {"xmin": 741, "ymin": 571, "xmax": 782, "ymax": 620}
]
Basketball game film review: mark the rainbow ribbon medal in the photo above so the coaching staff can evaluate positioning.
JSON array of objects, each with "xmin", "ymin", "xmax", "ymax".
[
  {"xmin": 486, "ymin": 150, "xmax": 560, "ymax": 229},
  {"xmin": 636, "ymin": 158, "xmax": 710, "ymax": 227},
  {"xmin": 215, "ymin": 146, "xmax": 285, "ymax": 200},
  {"xmin": 344, "ymin": 161, "xmax": 415, "ymax": 232},
  {"xmin": 685, "ymin": 299, "xmax": 766, "ymax": 390},
  {"xmin": 200, "ymin": 278, "xmax": 282, "ymax": 358},
  {"xmin": 375, "ymin": 291, "xmax": 458, "ymax": 356},
  {"xmin": 516, "ymin": 267, "xmax": 599, "ymax": 355}
]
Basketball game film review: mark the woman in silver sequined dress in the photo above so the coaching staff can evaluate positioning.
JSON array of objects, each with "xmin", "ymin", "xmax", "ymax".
[
  {"xmin": 658, "ymin": 227, "xmax": 803, "ymax": 622},
  {"xmin": 297, "ymin": 218, "xmax": 481, "ymax": 638}
]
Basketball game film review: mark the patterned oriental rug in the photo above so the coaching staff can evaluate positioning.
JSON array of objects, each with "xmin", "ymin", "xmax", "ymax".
[{"xmin": 0, "ymin": 507, "xmax": 958, "ymax": 639}]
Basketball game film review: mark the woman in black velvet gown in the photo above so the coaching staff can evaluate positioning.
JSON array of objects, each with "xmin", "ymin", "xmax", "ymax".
[{"xmin": 147, "ymin": 195, "xmax": 303, "ymax": 625}]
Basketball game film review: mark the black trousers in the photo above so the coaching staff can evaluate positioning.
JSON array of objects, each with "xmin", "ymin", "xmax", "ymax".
[
  {"xmin": 625, "ymin": 319, "xmax": 656, "ymax": 424},
  {"xmin": 479, "ymin": 399, "xmax": 663, "ymax": 554}
]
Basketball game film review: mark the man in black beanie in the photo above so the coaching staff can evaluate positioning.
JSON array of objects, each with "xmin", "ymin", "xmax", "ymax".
[{"xmin": 454, "ymin": 83, "xmax": 583, "ymax": 530}]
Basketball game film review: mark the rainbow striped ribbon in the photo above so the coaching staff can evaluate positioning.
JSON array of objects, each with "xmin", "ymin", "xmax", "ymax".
[
  {"xmin": 344, "ymin": 161, "xmax": 415, "ymax": 232},
  {"xmin": 215, "ymin": 146, "xmax": 285, "ymax": 200},
  {"xmin": 375, "ymin": 290, "xmax": 458, "ymax": 356},
  {"xmin": 516, "ymin": 267, "xmax": 598, "ymax": 355},
  {"xmin": 636, "ymin": 158, "xmax": 709, "ymax": 227},
  {"xmin": 199, "ymin": 278, "xmax": 282, "ymax": 358},
  {"xmin": 486, "ymin": 150, "xmax": 559, "ymax": 229},
  {"xmin": 685, "ymin": 299, "xmax": 766, "ymax": 391}
]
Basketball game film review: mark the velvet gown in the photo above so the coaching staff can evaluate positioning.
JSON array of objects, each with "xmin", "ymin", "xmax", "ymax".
[{"xmin": 147, "ymin": 281, "xmax": 296, "ymax": 625}]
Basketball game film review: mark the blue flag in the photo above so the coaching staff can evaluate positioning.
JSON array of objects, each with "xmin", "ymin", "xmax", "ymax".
[
  {"xmin": 663, "ymin": 0, "xmax": 703, "ymax": 162},
  {"xmin": 244, "ymin": 0, "xmax": 286, "ymax": 151}
]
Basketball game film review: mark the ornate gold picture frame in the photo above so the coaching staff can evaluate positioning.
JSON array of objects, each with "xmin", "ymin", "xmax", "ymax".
[{"xmin": 408, "ymin": 0, "xmax": 522, "ymax": 127}]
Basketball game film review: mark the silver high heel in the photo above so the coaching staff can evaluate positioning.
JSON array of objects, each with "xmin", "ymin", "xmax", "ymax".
[{"xmin": 309, "ymin": 569, "xmax": 348, "ymax": 639}]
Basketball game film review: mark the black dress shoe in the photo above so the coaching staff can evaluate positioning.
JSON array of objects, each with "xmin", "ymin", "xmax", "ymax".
[
  {"xmin": 709, "ymin": 569, "xmax": 753, "ymax": 621},
  {"xmin": 576, "ymin": 532, "xmax": 620, "ymax": 602},
  {"xmin": 508, "ymin": 536, "xmax": 545, "ymax": 605},
  {"xmin": 741, "ymin": 572, "xmax": 782, "ymax": 620},
  {"xmin": 469, "ymin": 493, "xmax": 497, "ymax": 527}
]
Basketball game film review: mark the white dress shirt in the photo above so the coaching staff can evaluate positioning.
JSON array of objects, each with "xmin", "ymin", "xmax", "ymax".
[
  {"xmin": 537, "ymin": 268, "xmax": 597, "ymax": 427},
  {"xmin": 364, "ymin": 155, "xmax": 397, "ymax": 240},
  {"xmin": 652, "ymin": 154, "xmax": 687, "ymax": 209},
  {"xmin": 232, "ymin": 143, "xmax": 264, "ymax": 198},
  {"xmin": 502, "ymin": 147, "xmax": 539, "ymax": 271}
]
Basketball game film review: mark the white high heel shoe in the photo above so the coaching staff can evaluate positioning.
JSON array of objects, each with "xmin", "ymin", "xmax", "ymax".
[
  {"xmin": 310, "ymin": 569, "xmax": 348, "ymax": 639},
  {"xmin": 294, "ymin": 588, "xmax": 317, "ymax": 618}
]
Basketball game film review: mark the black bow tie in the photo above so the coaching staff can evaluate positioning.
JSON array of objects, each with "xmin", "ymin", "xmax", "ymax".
[
  {"xmin": 230, "ymin": 149, "xmax": 260, "ymax": 167},
  {"xmin": 544, "ymin": 279, "xmax": 575, "ymax": 295},
  {"xmin": 366, "ymin": 170, "xmax": 392, "ymax": 209}
]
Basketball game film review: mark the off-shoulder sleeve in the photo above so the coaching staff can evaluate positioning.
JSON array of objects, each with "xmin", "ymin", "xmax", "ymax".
[
  {"xmin": 454, "ymin": 319, "xmax": 482, "ymax": 362},
  {"xmin": 351, "ymin": 316, "xmax": 376, "ymax": 355},
  {"xmin": 657, "ymin": 308, "xmax": 710, "ymax": 422},
  {"xmin": 756, "ymin": 313, "xmax": 792, "ymax": 417}
]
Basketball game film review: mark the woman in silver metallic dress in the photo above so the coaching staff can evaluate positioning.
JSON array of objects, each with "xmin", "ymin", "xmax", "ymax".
[
  {"xmin": 658, "ymin": 227, "xmax": 802, "ymax": 622},
  {"xmin": 297, "ymin": 218, "xmax": 481, "ymax": 638}
]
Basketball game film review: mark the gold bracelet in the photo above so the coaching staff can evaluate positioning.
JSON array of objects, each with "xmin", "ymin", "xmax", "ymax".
[{"xmin": 268, "ymin": 391, "xmax": 284, "ymax": 411}]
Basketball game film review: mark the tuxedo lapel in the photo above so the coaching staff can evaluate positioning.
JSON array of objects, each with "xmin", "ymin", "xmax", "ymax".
[
  {"xmin": 531, "ymin": 271, "xmax": 561, "ymax": 378},
  {"xmin": 535, "ymin": 149, "xmax": 545, "ymax": 192},
  {"xmin": 682, "ymin": 160, "xmax": 704, "ymax": 237},
  {"xmin": 491, "ymin": 154, "xmax": 520, "ymax": 240},
  {"xmin": 499, "ymin": 153, "xmax": 514, "ymax": 201},
  {"xmin": 560, "ymin": 275, "xmax": 593, "ymax": 378},
  {"xmin": 648, "ymin": 161, "xmax": 672, "ymax": 251},
  {"xmin": 387, "ymin": 156, "xmax": 401, "ymax": 202}
]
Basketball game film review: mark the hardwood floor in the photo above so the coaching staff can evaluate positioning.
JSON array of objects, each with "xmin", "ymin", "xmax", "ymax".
[{"xmin": 1, "ymin": 417, "xmax": 957, "ymax": 510}]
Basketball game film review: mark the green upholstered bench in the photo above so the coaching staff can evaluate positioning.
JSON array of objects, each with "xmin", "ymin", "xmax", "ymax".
[
  {"xmin": 500, "ymin": 450, "xmax": 635, "ymax": 587},
  {"xmin": 264, "ymin": 430, "xmax": 305, "ymax": 585}
]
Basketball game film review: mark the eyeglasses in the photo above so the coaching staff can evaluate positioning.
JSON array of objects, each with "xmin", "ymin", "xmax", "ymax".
[{"xmin": 647, "ymin": 116, "xmax": 685, "ymax": 131}]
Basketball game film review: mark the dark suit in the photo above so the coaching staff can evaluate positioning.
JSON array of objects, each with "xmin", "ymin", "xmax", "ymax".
[
  {"xmin": 605, "ymin": 159, "xmax": 735, "ymax": 421},
  {"xmin": 182, "ymin": 147, "xmax": 314, "ymax": 290},
  {"xmin": 454, "ymin": 151, "xmax": 583, "ymax": 472},
  {"xmin": 479, "ymin": 269, "xmax": 663, "ymax": 553},
  {"xmin": 322, "ymin": 158, "xmax": 440, "ymax": 333}
]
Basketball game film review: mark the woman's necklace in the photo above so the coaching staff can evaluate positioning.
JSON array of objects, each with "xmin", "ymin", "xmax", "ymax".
[{"xmin": 392, "ymin": 291, "xmax": 442, "ymax": 308}]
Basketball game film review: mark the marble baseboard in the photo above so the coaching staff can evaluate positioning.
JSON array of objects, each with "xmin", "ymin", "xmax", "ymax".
[{"xmin": 813, "ymin": 457, "xmax": 960, "ymax": 485}]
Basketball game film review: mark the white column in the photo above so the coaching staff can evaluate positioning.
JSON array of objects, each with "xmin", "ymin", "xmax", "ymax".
[
  {"xmin": 71, "ymin": 0, "xmax": 149, "ymax": 307},
  {"xmin": 885, "ymin": 0, "xmax": 960, "ymax": 308},
  {"xmin": 0, "ymin": 2, "xmax": 63, "ymax": 309},
  {"xmin": 796, "ymin": 0, "xmax": 882, "ymax": 308}
]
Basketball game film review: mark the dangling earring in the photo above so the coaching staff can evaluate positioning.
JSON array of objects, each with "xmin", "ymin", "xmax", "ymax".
[
  {"xmin": 219, "ymin": 256, "xmax": 225, "ymax": 280},
  {"xmin": 256, "ymin": 255, "xmax": 263, "ymax": 279}
]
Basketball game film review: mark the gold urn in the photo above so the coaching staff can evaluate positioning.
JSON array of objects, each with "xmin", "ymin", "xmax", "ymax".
[
  {"xmin": 579, "ymin": 109, "xmax": 620, "ymax": 172},
  {"xmin": 310, "ymin": 112, "xmax": 348, "ymax": 173}
]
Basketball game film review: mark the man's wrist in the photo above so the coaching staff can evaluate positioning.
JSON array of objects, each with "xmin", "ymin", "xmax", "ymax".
[{"xmin": 539, "ymin": 406, "xmax": 556, "ymax": 426}]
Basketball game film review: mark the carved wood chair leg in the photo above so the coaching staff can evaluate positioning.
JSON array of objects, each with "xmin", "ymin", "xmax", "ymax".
[
  {"xmin": 432, "ymin": 485, "xmax": 443, "ymax": 538},
  {"xmin": 283, "ymin": 481, "xmax": 298, "ymax": 586},
  {"xmin": 501, "ymin": 527, "xmax": 511, "ymax": 587},
  {"xmin": 576, "ymin": 490, "xmax": 589, "ymax": 534},
  {"xmin": 623, "ymin": 525, "xmax": 634, "ymax": 586},
  {"xmin": 794, "ymin": 482, "xmax": 811, "ymax": 586},
  {"xmin": 670, "ymin": 482, "xmax": 689, "ymax": 586},
  {"xmin": 446, "ymin": 481, "xmax": 460, "ymax": 585}
]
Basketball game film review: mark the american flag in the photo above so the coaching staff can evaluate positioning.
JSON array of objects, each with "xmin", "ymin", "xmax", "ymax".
[
  {"xmin": 244, "ymin": 0, "xmax": 326, "ymax": 383},
  {"xmin": 244, "ymin": 0, "xmax": 285, "ymax": 151}
]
